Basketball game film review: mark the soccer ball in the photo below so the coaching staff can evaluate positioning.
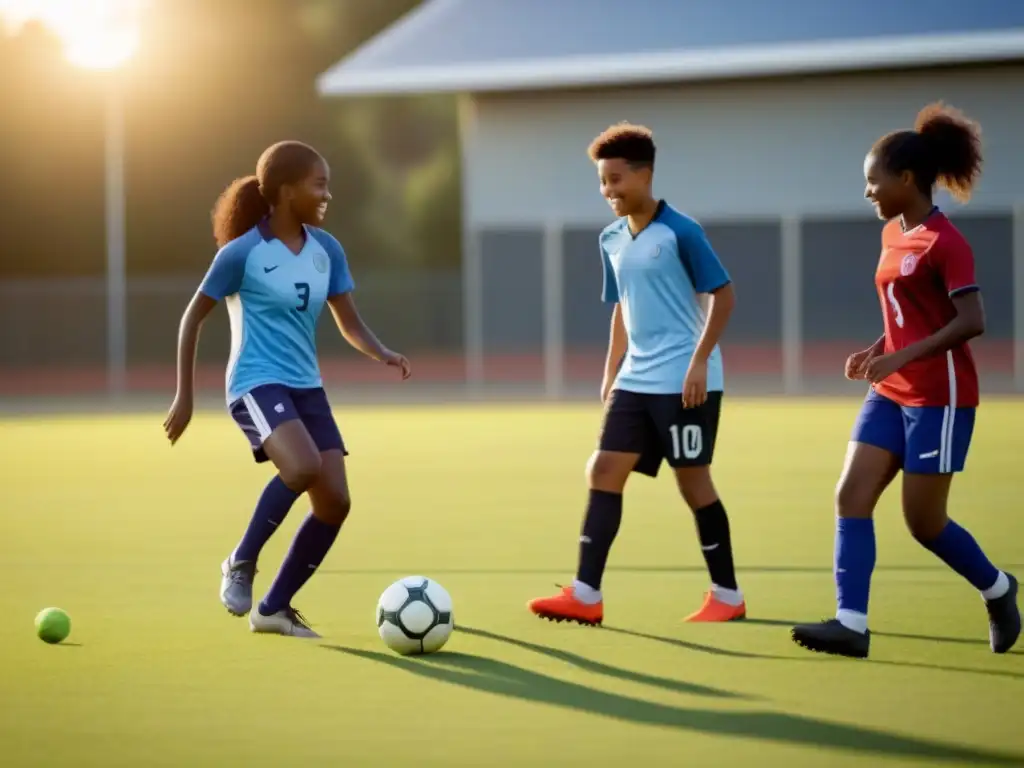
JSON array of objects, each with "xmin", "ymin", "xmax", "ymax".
[{"xmin": 376, "ymin": 575, "xmax": 454, "ymax": 655}]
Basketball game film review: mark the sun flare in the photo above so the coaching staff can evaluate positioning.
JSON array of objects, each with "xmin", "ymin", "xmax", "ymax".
[{"xmin": 0, "ymin": 0, "xmax": 147, "ymax": 70}]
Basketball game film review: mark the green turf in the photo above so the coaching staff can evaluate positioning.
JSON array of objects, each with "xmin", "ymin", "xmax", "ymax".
[{"xmin": 1, "ymin": 399, "xmax": 1023, "ymax": 766}]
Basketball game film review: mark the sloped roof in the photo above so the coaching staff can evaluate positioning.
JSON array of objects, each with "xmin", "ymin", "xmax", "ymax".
[{"xmin": 317, "ymin": 0, "xmax": 1024, "ymax": 96}]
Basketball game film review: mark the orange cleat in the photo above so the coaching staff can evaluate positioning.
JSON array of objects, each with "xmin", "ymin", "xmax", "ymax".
[
  {"xmin": 684, "ymin": 592, "xmax": 747, "ymax": 622},
  {"xmin": 528, "ymin": 586, "xmax": 603, "ymax": 626}
]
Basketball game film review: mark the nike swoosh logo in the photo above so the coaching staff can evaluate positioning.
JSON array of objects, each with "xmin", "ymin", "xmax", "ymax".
[{"xmin": 264, "ymin": 266, "xmax": 279, "ymax": 273}]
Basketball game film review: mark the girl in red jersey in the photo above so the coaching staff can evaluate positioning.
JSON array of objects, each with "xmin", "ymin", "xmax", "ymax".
[{"xmin": 792, "ymin": 103, "xmax": 1019, "ymax": 659}]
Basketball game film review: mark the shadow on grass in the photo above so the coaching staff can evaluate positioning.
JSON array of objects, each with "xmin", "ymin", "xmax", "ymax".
[
  {"xmin": 628, "ymin": 621, "xmax": 1024, "ymax": 679},
  {"xmin": 743, "ymin": 618, "xmax": 994, "ymax": 648},
  {"xmin": 321, "ymin": 563, "xmax": 1024, "ymax": 577},
  {"xmin": 602, "ymin": 625, "xmax": 794, "ymax": 660},
  {"xmin": 324, "ymin": 644, "xmax": 1023, "ymax": 765},
  {"xmin": 456, "ymin": 625, "xmax": 750, "ymax": 700}
]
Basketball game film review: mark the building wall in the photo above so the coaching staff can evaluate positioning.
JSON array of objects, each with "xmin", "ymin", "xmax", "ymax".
[
  {"xmin": 462, "ymin": 64, "xmax": 1024, "ymax": 226},
  {"xmin": 463, "ymin": 65, "xmax": 1022, "ymax": 385}
]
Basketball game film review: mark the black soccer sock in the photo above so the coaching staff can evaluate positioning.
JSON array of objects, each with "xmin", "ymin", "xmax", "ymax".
[
  {"xmin": 694, "ymin": 500, "xmax": 738, "ymax": 591},
  {"xmin": 576, "ymin": 489, "xmax": 623, "ymax": 591}
]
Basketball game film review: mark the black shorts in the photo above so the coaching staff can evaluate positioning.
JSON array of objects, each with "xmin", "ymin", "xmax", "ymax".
[{"xmin": 598, "ymin": 389, "xmax": 722, "ymax": 477}]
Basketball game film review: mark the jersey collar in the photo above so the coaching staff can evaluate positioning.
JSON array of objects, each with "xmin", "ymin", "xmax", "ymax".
[
  {"xmin": 256, "ymin": 217, "xmax": 309, "ymax": 249},
  {"xmin": 900, "ymin": 205, "xmax": 940, "ymax": 234},
  {"xmin": 628, "ymin": 199, "xmax": 666, "ymax": 239}
]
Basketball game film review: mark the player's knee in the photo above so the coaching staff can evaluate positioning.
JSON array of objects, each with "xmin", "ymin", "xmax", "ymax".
[
  {"xmin": 904, "ymin": 509, "xmax": 947, "ymax": 544},
  {"xmin": 834, "ymin": 476, "xmax": 872, "ymax": 518},
  {"xmin": 586, "ymin": 451, "xmax": 629, "ymax": 492},
  {"xmin": 317, "ymin": 490, "xmax": 351, "ymax": 525},
  {"xmin": 280, "ymin": 454, "xmax": 322, "ymax": 491},
  {"xmin": 675, "ymin": 467, "xmax": 716, "ymax": 510}
]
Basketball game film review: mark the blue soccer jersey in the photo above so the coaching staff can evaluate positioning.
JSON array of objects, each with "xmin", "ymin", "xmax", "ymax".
[
  {"xmin": 199, "ymin": 221, "xmax": 354, "ymax": 404},
  {"xmin": 600, "ymin": 201, "xmax": 731, "ymax": 395}
]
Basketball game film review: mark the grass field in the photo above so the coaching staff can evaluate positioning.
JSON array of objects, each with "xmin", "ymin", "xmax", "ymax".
[{"xmin": 2, "ymin": 398, "xmax": 1023, "ymax": 767}]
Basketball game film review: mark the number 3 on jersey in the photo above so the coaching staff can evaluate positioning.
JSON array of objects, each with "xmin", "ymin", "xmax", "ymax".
[
  {"xmin": 669, "ymin": 423, "xmax": 702, "ymax": 460},
  {"xmin": 886, "ymin": 282, "xmax": 904, "ymax": 328},
  {"xmin": 294, "ymin": 282, "xmax": 310, "ymax": 312}
]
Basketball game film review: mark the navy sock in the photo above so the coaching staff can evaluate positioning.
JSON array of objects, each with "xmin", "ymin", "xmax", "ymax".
[
  {"xmin": 922, "ymin": 519, "xmax": 1000, "ymax": 592},
  {"xmin": 233, "ymin": 475, "xmax": 301, "ymax": 563},
  {"xmin": 576, "ymin": 490, "xmax": 623, "ymax": 591},
  {"xmin": 835, "ymin": 517, "xmax": 875, "ymax": 616},
  {"xmin": 259, "ymin": 514, "xmax": 340, "ymax": 615}
]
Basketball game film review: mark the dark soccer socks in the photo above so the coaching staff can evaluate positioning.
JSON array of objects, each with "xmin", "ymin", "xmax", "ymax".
[
  {"xmin": 694, "ymin": 500, "xmax": 738, "ymax": 592},
  {"xmin": 574, "ymin": 494, "xmax": 742, "ymax": 606},
  {"xmin": 920, "ymin": 519, "xmax": 1006, "ymax": 596},
  {"xmin": 233, "ymin": 475, "xmax": 301, "ymax": 563},
  {"xmin": 792, "ymin": 516, "xmax": 878, "ymax": 655},
  {"xmin": 833, "ymin": 517, "xmax": 876, "ymax": 633},
  {"xmin": 575, "ymin": 489, "xmax": 623, "ymax": 595},
  {"xmin": 259, "ymin": 513, "xmax": 341, "ymax": 616}
]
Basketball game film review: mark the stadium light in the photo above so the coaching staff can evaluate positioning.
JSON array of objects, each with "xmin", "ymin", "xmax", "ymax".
[{"xmin": 1, "ymin": 2, "xmax": 145, "ymax": 395}]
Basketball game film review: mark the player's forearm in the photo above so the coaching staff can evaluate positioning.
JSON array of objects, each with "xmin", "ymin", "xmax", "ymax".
[
  {"xmin": 894, "ymin": 292, "xmax": 985, "ymax": 365},
  {"xmin": 327, "ymin": 293, "xmax": 388, "ymax": 361},
  {"xmin": 339, "ymin": 320, "xmax": 388, "ymax": 361},
  {"xmin": 896, "ymin": 315, "xmax": 984, "ymax": 365},
  {"xmin": 692, "ymin": 283, "xmax": 735, "ymax": 363},
  {"xmin": 868, "ymin": 335, "xmax": 885, "ymax": 355}
]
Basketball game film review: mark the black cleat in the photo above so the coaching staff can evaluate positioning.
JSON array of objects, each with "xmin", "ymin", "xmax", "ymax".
[
  {"xmin": 986, "ymin": 572, "xmax": 1020, "ymax": 654},
  {"xmin": 791, "ymin": 619, "xmax": 870, "ymax": 659}
]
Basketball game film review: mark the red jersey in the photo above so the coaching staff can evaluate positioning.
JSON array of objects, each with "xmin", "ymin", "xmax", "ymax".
[{"xmin": 873, "ymin": 212, "xmax": 979, "ymax": 408}]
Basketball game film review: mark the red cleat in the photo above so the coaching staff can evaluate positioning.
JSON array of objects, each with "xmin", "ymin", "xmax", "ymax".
[
  {"xmin": 528, "ymin": 586, "xmax": 603, "ymax": 626},
  {"xmin": 684, "ymin": 592, "xmax": 747, "ymax": 622}
]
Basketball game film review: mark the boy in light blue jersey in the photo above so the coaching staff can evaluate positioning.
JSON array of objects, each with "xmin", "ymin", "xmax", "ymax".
[
  {"xmin": 599, "ymin": 202, "xmax": 727, "ymax": 396},
  {"xmin": 164, "ymin": 141, "xmax": 411, "ymax": 639},
  {"xmin": 529, "ymin": 123, "xmax": 745, "ymax": 625}
]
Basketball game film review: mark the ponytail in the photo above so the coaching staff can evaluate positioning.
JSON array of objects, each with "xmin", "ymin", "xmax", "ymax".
[
  {"xmin": 211, "ymin": 175, "xmax": 270, "ymax": 248},
  {"xmin": 212, "ymin": 142, "xmax": 324, "ymax": 247},
  {"xmin": 914, "ymin": 102, "xmax": 983, "ymax": 203},
  {"xmin": 872, "ymin": 101, "xmax": 983, "ymax": 202}
]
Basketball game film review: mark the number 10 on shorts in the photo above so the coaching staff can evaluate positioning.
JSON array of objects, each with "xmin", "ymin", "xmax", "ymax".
[{"xmin": 669, "ymin": 423, "xmax": 702, "ymax": 460}]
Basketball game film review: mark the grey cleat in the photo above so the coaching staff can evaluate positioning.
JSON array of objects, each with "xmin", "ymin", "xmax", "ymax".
[
  {"xmin": 220, "ymin": 557, "xmax": 256, "ymax": 616},
  {"xmin": 249, "ymin": 606, "xmax": 320, "ymax": 639}
]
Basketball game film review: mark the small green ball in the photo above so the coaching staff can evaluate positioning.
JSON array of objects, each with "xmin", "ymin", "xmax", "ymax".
[{"xmin": 35, "ymin": 607, "xmax": 71, "ymax": 644}]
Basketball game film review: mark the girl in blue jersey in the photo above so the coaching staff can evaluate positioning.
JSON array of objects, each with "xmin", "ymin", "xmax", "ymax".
[{"xmin": 164, "ymin": 140, "xmax": 411, "ymax": 638}]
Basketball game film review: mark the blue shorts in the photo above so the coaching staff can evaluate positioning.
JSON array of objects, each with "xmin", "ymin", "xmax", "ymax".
[
  {"xmin": 851, "ymin": 389, "xmax": 975, "ymax": 474},
  {"xmin": 229, "ymin": 384, "xmax": 346, "ymax": 464}
]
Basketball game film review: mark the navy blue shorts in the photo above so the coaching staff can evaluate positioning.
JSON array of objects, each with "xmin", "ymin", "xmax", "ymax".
[
  {"xmin": 852, "ymin": 389, "xmax": 975, "ymax": 474},
  {"xmin": 229, "ymin": 384, "xmax": 346, "ymax": 464}
]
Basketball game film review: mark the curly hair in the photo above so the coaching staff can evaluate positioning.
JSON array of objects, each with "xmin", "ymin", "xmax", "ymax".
[
  {"xmin": 211, "ymin": 141, "xmax": 323, "ymax": 247},
  {"xmin": 587, "ymin": 122, "xmax": 656, "ymax": 168},
  {"xmin": 872, "ymin": 102, "xmax": 983, "ymax": 203}
]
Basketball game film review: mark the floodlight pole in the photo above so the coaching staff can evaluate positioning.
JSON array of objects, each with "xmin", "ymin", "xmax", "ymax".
[{"xmin": 104, "ymin": 75, "xmax": 127, "ymax": 397}]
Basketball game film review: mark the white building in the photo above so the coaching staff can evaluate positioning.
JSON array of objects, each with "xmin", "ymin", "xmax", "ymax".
[{"xmin": 319, "ymin": 0, "xmax": 1024, "ymax": 395}]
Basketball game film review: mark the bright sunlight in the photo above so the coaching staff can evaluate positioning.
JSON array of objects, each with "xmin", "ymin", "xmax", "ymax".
[{"xmin": 0, "ymin": 0, "xmax": 147, "ymax": 69}]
